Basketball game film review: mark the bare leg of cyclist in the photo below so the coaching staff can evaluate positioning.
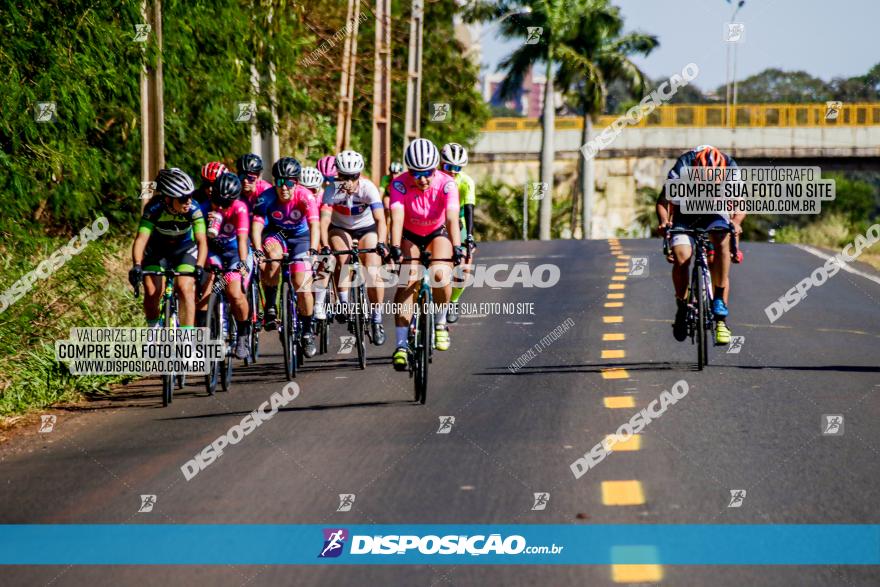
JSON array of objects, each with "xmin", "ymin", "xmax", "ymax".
[
  {"xmin": 428, "ymin": 236, "xmax": 454, "ymax": 351},
  {"xmin": 261, "ymin": 240, "xmax": 284, "ymax": 329},
  {"xmin": 392, "ymin": 238, "xmax": 421, "ymax": 369},
  {"xmin": 329, "ymin": 229, "xmax": 352, "ymax": 308},
  {"xmin": 226, "ymin": 276, "xmax": 251, "ymax": 359},
  {"xmin": 175, "ymin": 276, "xmax": 196, "ymax": 327},
  {"xmin": 671, "ymin": 243, "xmax": 692, "ymax": 342},
  {"xmin": 143, "ymin": 275, "xmax": 163, "ymax": 326},
  {"xmin": 709, "ymin": 233, "xmax": 732, "ymax": 344}
]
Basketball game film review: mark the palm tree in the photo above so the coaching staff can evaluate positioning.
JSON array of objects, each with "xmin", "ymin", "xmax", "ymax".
[
  {"xmin": 554, "ymin": 2, "xmax": 657, "ymax": 238},
  {"xmin": 469, "ymin": 0, "xmax": 656, "ymax": 239},
  {"xmin": 470, "ymin": 0, "xmax": 593, "ymax": 240}
]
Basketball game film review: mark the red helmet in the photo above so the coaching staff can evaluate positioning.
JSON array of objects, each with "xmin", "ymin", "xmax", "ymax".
[
  {"xmin": 201, "ymin": 161, "xmax": 228, "ymax": 183},
  {"xmin": 316, "ymin": 155, "xmax": 337, "ymax": 179}
]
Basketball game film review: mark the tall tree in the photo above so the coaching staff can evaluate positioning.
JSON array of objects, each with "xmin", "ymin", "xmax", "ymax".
[{"xmin": 555, "ymin": 1, "xmax": 656, "ymax": 238}]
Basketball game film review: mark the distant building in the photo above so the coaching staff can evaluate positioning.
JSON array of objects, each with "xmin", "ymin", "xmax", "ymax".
[{"xmin": 482, "ymin": 68, "xmax": 548, "ymax": 117}]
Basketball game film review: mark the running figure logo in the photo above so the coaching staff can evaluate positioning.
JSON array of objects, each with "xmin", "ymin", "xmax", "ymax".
[
  {"xmin": 337, "ymin": 494, "xmax": 356, "ymax": 512},
  {"xmin": 430, "ymin": 103, "xmax": 450, "ymax": 122},
  {"xmin": 532, "ymin": 492, "xmax": 550, "ymax": 510},
  {"xmin": 338, "ymin": 336, "xmax": 355, "ymax": 355},
  {"xmin": 133, "ymin": 24, "xmax": 151, "ymax": 42},
  {"xmin": 727, "ymin": 336, "xmax": 745, "ymax": 354},
  {"xmin": 825, "ymin": 101, "xmax": 843, "ymax": 121},
  {"xmin": 138, "ymin": 494, "xmax": 156, "ymax": 513},
  {"xmin": 528, "ymin": 182, "xmax": 548, "ymax": 201},
  {"xmin": 628, "ymin": 257, "xmax": 648, "ymax": 277},
  {"xmin": 318, "ymin": 528, "xmax": 349, "ymax": 558},
  {"xmin": 725, "ymin": 23, "xmax": 745, "ymax": 43},
  {"xmin": 236, "ymin": 102, "xmax": 256, "ymax": 122},
  {"xmin": 437, "ymin": 416, "xmax": 455, "ymax": 434},
  {"xmin": 822, "ymin": 414, "xmax": 844, "ymax": 436},
  {"xmin": 525, "ymin": 27, "xmax": 543, "ymax": 44},
  {"xmin": 728, "ymin": 489, "xmax": 746, "ymax": 508},
  {"xmin": 35, "ymin": 102, "xmax": 57, "ymax": 123},
  {"xmin": 39, "ymin": 414, "xmax": 56, "ymax": 433}
]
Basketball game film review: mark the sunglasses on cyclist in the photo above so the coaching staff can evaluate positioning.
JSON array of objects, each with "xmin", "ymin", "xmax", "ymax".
[
  {"xmin": 337, "ymin": 172, "xmax": 360, "ymax": 182},
  {"xmin": 239, "ymin": 173, "xmax": 259, "ymax": 182},
  {"xmin": 442, "ymin": 164, "xmax": 462, "ymax": 173},
  {"xmin": 411, "ymin": 169, "xmax": 434, "ymax": 179},
  {"xmin": 274, "ymin": 178, "xmax": 296, "ymax": 188}
]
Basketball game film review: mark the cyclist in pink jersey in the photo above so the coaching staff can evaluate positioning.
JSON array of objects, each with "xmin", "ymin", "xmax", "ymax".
[
  {"xmin": 196, "ymin": 173, "xmax": 254, "ymax": 359},
  {"xmin": 236, "ymin": 153, "xmax": 272, "ymax": 212},
  {"xmin": 251, "ymin": 157, "xmax": 321, "ymax": 357},
  {"xmin": 389, "ymin": 139, "xmax": 465, "ymax": 368}
]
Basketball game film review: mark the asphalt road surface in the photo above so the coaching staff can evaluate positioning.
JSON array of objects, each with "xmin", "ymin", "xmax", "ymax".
[{"xmin": 2, "ymin": 239, "xmax": 879, "ymax": 586}]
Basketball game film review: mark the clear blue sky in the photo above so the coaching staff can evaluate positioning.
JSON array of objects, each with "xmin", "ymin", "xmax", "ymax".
[{"xmin": 480, "ymin": 0, "xmax": 879, "ymax": 92}]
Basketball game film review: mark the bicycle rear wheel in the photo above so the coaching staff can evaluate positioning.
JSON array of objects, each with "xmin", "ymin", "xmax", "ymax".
[
  {"xmin": 246, "ymin": 280, "xmax": 260, "ymax": 364},
  {"xmin": 204, "ymin": 293, "xmax": 219, "ymax": 395}
]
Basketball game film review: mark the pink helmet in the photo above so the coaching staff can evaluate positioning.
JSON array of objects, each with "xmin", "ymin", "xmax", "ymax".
[{"xmin": 316, "ymin": 155, "xmax": 337, "ymax": 179}]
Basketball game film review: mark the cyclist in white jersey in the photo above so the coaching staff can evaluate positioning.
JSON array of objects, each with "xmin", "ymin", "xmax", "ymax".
[{"xmin": 317, "ymin": 150, "xmax": 388, "ymax": 345}]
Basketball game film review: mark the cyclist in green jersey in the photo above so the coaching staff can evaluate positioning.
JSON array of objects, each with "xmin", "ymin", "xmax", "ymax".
[
  {"xmin": 439, "ymin": 143, "xmax": 476, "ymax": 324},
  {"xmin": 129, "ymin": 168, "xmax": 208, "ymax": 328}
]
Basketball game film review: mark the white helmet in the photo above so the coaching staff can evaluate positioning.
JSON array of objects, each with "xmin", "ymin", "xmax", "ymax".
[
  {"xmin": 335, "ymin": 150, "xmax": 365, "ymax": 174},
  {"xmin": 440, "ymin": 143, "xmax": 468, "ymax": 167},
  {"xmin": 404, "ymin": 138, "xmax": 440, "ymax": 171},
  {"xmin": 300, "ymin": 166, "xmax": 323, "ymax": 189}
]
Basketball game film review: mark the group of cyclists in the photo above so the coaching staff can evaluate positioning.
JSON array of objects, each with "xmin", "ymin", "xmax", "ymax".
[{"xmin": 128, "ymin": 138, "xmax": 479, "ymax": 376}]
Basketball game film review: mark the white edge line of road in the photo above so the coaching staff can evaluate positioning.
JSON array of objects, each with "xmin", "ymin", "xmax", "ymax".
[{"xmin": 795, "ymin": 244, "xmax": 880, "ymax": 287}]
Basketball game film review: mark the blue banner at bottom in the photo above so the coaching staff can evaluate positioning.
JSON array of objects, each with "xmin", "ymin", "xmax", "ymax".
[{"xmin": 1, "ymin": 524, "xmax": 878, "ymax": 565}]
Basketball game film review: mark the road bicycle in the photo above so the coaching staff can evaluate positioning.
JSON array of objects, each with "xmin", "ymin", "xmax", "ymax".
[
  {"xmin": 330, "ymin": 239, "xmax": 378, "ymax": 370},
  {"xmin": 262, "ymin": 255, "xmax": 302, "ymax": 380},
  {"xmin": 399, "ymin": 247, "xmax": 454, "ymax": 404},
  {"xmin": 665, "ymin": 225, "xmax": 737, "ymax": 370},
  {"xmin": 313, "ymin": 260, "xmax": 339, "ymax": 355},
  {"xmin": 134, "ymin": 268, "xmax": 196, "ymax": 407},
  {"xmin": 204, "ymin": 266, "xmax": 238, "ymax": 394}
]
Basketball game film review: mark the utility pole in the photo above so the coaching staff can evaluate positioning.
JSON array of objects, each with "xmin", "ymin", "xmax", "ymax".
[
  {"xmin": 140, "ymin": 0, "xmax": 164, "ymax": 208},
  {"xmin": 404, "ymin": 0, "xmax": 424, "ymax": 147},
  {"xmin": 336, "ymin": 0, "xmax": 362, "ymax": 152},
  {"xmin": 371, "ymin": 0, "xmax": 392, "ymax": 182}
]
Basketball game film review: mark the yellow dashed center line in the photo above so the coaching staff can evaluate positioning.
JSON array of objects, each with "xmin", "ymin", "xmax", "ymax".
[
  {"xmin": 603, "ymin": 396, "xmax": 635, "ymax": 408},
  {"xmin": 611, "ymin": 275, "xmax": 627, "ymax": 281},
  {"xmin": 603, "ymin": 434, "xmax": 641, "ymax": 451},
  {"xmin": 617, "ymin": 254, "xmax": 631, "ymax": 259},
  {"xmin": 612, "ymin": 564, "xmax": 664, "ymax": 583},
  {"xmin": 601, "ymin": 349, "xmax": 626, "ymax": 359},
  {"xmin": 601, "ymin": 480, "xmax": 645, "ymax": 505},
  {"xmin": 601, "ymin": 368, "xmax": 629, "ymax": 379},
  {"xmin": 604, "ymin": 302, "xmax": 623, "ymax": 308},
  {"xmin": 607, "ymin": 293, "xmax": 625, "ymax": 299},
  {"xmin": 608, "ymin": 283, "xmax": 626, "ymax": 290},
  {"xmin": 602, "ymin": 333, "xmax": 625, "ymax": 341},
  {"xmin": 602, "ymin": 316, "xmax": 623, "ymax": 323}
]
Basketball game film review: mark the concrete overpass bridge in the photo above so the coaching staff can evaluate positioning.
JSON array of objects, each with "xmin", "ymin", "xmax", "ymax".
[{"xmin": 468, "ymin": 103, "xmax": 880, "ymax": 238}]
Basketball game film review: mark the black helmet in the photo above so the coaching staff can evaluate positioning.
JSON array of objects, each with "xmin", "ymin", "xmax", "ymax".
[
  {"xmin": 236, "ymin": 153, "xmax": 263, "ymax": 174},
  {"xmin": 272, "ymin": 157, "xmax": 302, "ymax": 180},
  {"xmin": 155, "ymin": 167, "xmax": 195, "ymax": 200},
  {"xmin": 211, "ymin": 172, "xmax": 242, "ymax": 206}
]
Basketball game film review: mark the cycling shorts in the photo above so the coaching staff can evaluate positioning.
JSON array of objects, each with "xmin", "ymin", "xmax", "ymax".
[
  {"xmin": 207, "ymin": 249, "xmax": 253, "ymax": 290},
  {"xmin": 402, "ymin": 226, "xmax": 449, "ymax": 250},
  {"xmin": 670, "ymin": 216, "xmax": 730, "ymax": 248},
  {"xmin": 329, "ymin": 222, "xmax": 378, "ymax": 242},
  {"xmin": 143, "ymin": 238, "xmax": 198, "ymax": 273},
  {"xmin": 264, "ymin": 231, "xmax": 312, "ymax": 272}
]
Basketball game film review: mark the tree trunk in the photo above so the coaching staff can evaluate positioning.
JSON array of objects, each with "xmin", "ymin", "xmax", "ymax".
[
  {"xmin": 581, "ymin": 112, "xmax": 594, "ymax": 239},
  {"xmin": 538, "ymin": 54, "xmax": 554, "ymax": 241}
]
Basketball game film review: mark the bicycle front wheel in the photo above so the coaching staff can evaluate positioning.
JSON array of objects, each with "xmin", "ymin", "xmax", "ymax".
[
  {"xmin": 204, "ymin": 293, "xmax": 219, "ymax": 395},
  {"xmin": 281, "ymin": 281, "xmax": 298, "ymax": 379},
  {"xmin": 415, "ymin": 289, "xmax": 431, "ymax": 404},
  {"xmin": 352, "ymin": 284, "xmax": 366, "ymax": 369},
  {"xmin": 162, "ymin": 297, "xmax": 174, "ymax": 406},
  {"xmin": 696, "ymin": 268, "xmax": 708, "ymax": 370},
  {"xmin": 221, "ymin": 299, "xmax": 234, "ymax": 391}
]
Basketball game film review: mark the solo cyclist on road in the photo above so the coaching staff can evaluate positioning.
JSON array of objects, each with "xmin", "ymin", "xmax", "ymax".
[
  {"xmin": 388, "ymin": 139, "xmax": 464, "ymax": 369},
  {"xmin": 655, "ymin": 145, "xmax": 745, "ymax": 345}
]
